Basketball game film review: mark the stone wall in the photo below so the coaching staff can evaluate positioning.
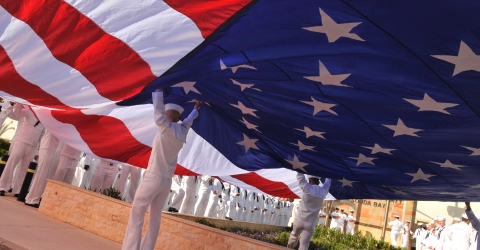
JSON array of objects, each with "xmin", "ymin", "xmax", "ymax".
[{"xmin": 38, "ymin": 180, "xmax": 285, "ymax": 250}]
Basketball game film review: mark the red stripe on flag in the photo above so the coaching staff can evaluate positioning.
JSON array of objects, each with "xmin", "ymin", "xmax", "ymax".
[
  {"xmin": 50, "ymin": 109, "xmax": 152, "ymax": 168},
  {"xmin": 231, "ymin": 172, "xmax": 299, "ymax": 198},
  {"xmin": 164, "ymin": 0, "xmax": 253, "ymax": 38},
  {"xmin": 0, "ymin": 46, "xmax": 152, "ymax": 167},
  {"xmin": 174, "ymin": 164, "xmax": 200, "ymax": 176},
  {"xmin": 1, "ymin": 0, "xmax": 156, "ymax": 103}
]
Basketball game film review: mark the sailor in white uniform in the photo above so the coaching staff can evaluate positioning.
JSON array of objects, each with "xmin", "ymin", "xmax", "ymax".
[
  {"xmin": 346, "ymin": 210, "xmax": 356, "ymax": 234},
  {"xmin": 287, "ymin": 174, "xmax": 331, "ymax": 250},
  {"xmin": 330, "ymin": 207, "xmax": 340, "ymax": 230},
  {"xmin": 447, "ymin": 213, "xmax": 472, "ymax": 250},
  {"xmin": 122, "ymin": 89, "xmax": 202, "ymax": 250},
  {"xmin": 179, "ymin": 176, "xmax": 199, "ymax": 214},
  {"xmin": 466, "ymin": 202, "xmax": 480, "ymax": 250},
  {"xmin": 388, "ymin": 215, "xmax": 403, "ymax": 247}
]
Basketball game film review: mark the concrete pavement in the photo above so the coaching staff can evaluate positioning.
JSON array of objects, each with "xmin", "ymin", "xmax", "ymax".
[{"xmin": 0, "ymin": 195, "xmax": 121, "ymax": 250}]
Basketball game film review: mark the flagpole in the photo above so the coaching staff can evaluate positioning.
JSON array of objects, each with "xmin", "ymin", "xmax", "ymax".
[{"xmin": 381, "ymin": 200, "xmax": 391, "ymax": 240}]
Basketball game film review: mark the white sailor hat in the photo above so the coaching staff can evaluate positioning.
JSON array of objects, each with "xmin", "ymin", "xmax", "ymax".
[
  {"xmin": 453, "ymin": 217, "xmax": 461, "ymax": 221},
  {"xmin": 418, "ymin": 222, "xmax": 423, "ymax": 225},
  {"xmin": 165, "ymin": 103, "xmax": 184, "ymax": 114},
  {"xmin": 462, "ymin": 214, "xmax": 469, "ymax": 220},
  {"xmin": 405, "ymin": 220, "xmax": 411, "ymax": 223},
  {"xmin": 394, "ymin": 215, "xmax": 400, "ymax": 218},
  {"xmin": 306, "ymin": 175, "xmax": 321, "ymax": 180},
  {"xmin": 437, "ymin": 216, "xmax": 446, "ymax": 221},
  {"xmin": 350, "ymin": 210, "xmax": 354, "ymax": 212}
]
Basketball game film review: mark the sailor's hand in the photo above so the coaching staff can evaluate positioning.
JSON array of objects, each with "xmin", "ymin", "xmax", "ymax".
[{"xmin": 194, "ymin": 101, "xmax": 204, "ymax": 110}]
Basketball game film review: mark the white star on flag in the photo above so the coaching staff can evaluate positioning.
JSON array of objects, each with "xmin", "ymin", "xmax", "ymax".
[
  {"xmin": 362, "ymin": 143, "xmax": 395, "ymax": 155},
  {"xmin": 470, "ymin": 184, "xmax": 480, "ymax": 189},
  {"xmin": 432, "ymin": 41, "xmax": 480, "ymax": 76},
  {"xmin": 230, "ymin": 79, "xmax": 255, "ymax": 91},
  {"xmin": 303, "ymin": 8, "xmax": 364, "ymax": 43},
  {"xmin": 349, "ymin": 153, "xmax": 376, "ymax": 166},
  {"xmin": 237, "ymin": 134, "xmax": 259, "ymax": 153},
  {"xmin": 461, "ymin": 146, "xmax": 480, "ymax": 156},
  {"xmin": 301, "ymin": 97, "xmax": 337, "ymax": 116},
  {"xmin": 404, "ymin": 93, "xmax": 458, "ymax": 115},
  {"xmin": 240, "ymin": 117, "xmax": 260, "ymax": 132},
  {"xmin": 290, "ymin": 140, "xmax": 315, "ymax": 151},
  {"xmin": 304, "ymin": 60, "xmax": 351, "ymax": 87},
  {"xmin": 231, "ymin": 101, "xmax": 258, "ymax": 117},
  {"xmin": 383, "ymin": 118, "xmax": 423, "ymax": 137},
  {"xmin": 431, "ymin": 160, "xmax": 466, "ymax": 171},
  {"xmin": 339, "ymin": 178, "xmax": 356, "ymax": 188},
  {"xmin": 220, "ymin": 59, "xmax": 257, "ymax": 73},
  {"xmin": 296, "ymin": 126, "xmax": 326, "ymax": 139},
  {"xmin": 286, "ymin": 154, "xmax": 308, "ymax": 172},
  {"xmin": 406, "ymin": 169, "xmax": 435, "ymax": 183},
  {"xmin": 171, "ymin": 81, "xmax": 201, "ymax": 94}
]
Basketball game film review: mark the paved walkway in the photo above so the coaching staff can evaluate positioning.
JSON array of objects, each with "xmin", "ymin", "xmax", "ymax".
[{"xmin": 0, "ymin": 195, "xmax": 121, "ymax": 250}]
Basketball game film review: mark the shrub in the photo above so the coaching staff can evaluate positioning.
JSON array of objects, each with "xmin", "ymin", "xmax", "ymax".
[
  {"xmin": 85, "ymin": 186, "xmax": 126, "ymax": 201},
  {"xmin": 0, "ymin": 138, "xmax": 10, "ymax": 156}
]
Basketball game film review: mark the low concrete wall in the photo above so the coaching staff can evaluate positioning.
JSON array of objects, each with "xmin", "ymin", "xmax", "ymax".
[
  {"xmin": 38, "ymin": 180, "xmax": 285, "ymax": 250},
  {"xmin": 168, "ymin": 213, "xmax": 287, "ymax": 232}
]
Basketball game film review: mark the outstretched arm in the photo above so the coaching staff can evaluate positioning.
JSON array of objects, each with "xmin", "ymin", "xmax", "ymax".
[
  {"xmin": 466, "ymin": 202, "xmax": 480, "ymax": 230},
  {"xmin": 152, "ymin": 90, "xmax": 170, "ymax": 129}
]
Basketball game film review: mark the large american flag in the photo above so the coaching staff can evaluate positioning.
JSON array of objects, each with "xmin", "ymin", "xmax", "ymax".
[{"xmin": 1, "ymin": 0, "xmax": 479, "ymax": 201}]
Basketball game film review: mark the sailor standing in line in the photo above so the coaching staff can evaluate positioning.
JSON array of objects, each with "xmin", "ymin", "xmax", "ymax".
[
  {"xmin": 89, "ymin": 159, "xmax": 119, "ymax": 191},
  {"xmin": 412, "ymin": 222, "xmax": 425, "ymax": 250},
  {"xmin": 0, "ymin": 103, "xmax": 44, "ymax": 196},
  {"xmin": 194, "ymin": 175, "xmax": 213, "ymax": 217},
  {"xmin": 53, "ymin": 144, "xmax": 82, "ymax": 184},
  {"xmin": 287, "ymin": 174, "xmax": 331, "ymax": 250},
  {"xmin": 24, "ymin": 130, "xmax": 59, "ymax": 207},
  {"xmin": 447, "ymin": 213, "xmax": 472, "ymax": 250},
  {"xmin": 330, "ymin": 207, "xmax": 340, "ymax": 230},
  {"xmin": 337, "ymin": 209, "xmax": 347, "ymax": 233},
  {"xmin": 388, "ymin": 215, "xmax": 403, "ymax": 247},
  {"xmin": 400, "ymin": 220, "xmax": 411, "ymax": 248},
  {"xmin": 346, "ymin": 210, "xmax": 356, "ymax": 234},
  {"xmin": 122, "ymin": 88, "xmax": 203, "ymax": 250},
  {"xmin": 179, "ymin": 176, "xmax": 198, "ymax": 214}
]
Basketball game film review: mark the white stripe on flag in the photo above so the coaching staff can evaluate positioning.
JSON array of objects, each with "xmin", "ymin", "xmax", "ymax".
[
  {"xmin": 0, "ymin": 6, "xmax": 112, "ymax": 108},
  {"xmin": 64, "ymin": 0, "xmax": 204, "ymax": 76}
]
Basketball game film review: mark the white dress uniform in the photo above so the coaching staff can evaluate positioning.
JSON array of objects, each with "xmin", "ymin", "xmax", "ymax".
[
  {"xmin": 7, "ymin": 103, "xmax": 24, "ymax": 152},
  {"xmin": 317, "ymin": 209, "xmax": 327, "ymax": 227},
  {"xmin": 122, "ymin": 91, "xmax": 199, "ymax": 250},
  {"xmin": 218, "ymin": 182, "xmax": 230, "ymax": 219},
  {"xmin": 388, "ymin": 218, "xmax": 403, "ymax": 246},
  {"xmin": 470, "ymin": 231, "xmax": 478, "ymax": 250},
  {"xmin": 25, "ymin": 130, "xmax": 59, "ymax": 205},
  {"xmin": 425, "ymin": 229, "xmax": 439, "ymax": 250},
  {"xmin": 205, "ymin": 178, "xmax": 221, "ymax": 217},
  {"xmin": 287, "ymin": 173, "xmax": 331, "ymax": 250},
  {"xmin": 168, "ymin": 175, "xmax": 185, "ymax": 211},
  {"xmin": 337, "ymin": 212, "xmax": 347, "ymax": 233},
  {"xmin": 79, "ymin": 156, "xmax": 100, "ymax": 189},
  {"xmin": 412, "ymin": 226, "xmax": 425, "ymax": 250},
  {"xmin": 227, "ymin": 185, "xmax": 241, "ymax": 220},
  {"xmin": 90, "ymin": 160, "xmax": 120, "ymax": 191},
  {"xmin": 467, "ymin": 209, "xmax": 480, "ymax": 250},
  {"xmin": 400, "ymin": 224, "xmax": 410, "ymax": 248},
  {"xmin": 194, "ymin": 175, "xmax": 212, "ymax": 216},
  {"xmin": 435, "ymin": 225, "xmax": 447, "ymax": 250},
  {"xmin": 0, "ymin": 104, "xmax": 44, "ymax": 195},
  {"xmin": 53, "ymin": 144, "xmax": 82, "ymax": 184},
  {"xmin": 179, "ymin": 176, "xmax": 198, "ymax": 214},
  {"xmin": 447, "ymin": 220, "xmax": 472, "ymax": 250},
  {"xmin": 330, "ymin": 211, "xmax": 339, "ymax": 230},
  {"xmin": 346, "ymin": 213, "xmax": 356, "ymax": 234},
  {"xmin": 252, "ymin": 194, "xmax": 264, "ymax": 223},
  {"xmin": 0, "ymin": 100, "xmax": 13, "ymax": 127},
  {"xmin": 116, "ymin": 164, "xmax": 142, "ymax": 202}
]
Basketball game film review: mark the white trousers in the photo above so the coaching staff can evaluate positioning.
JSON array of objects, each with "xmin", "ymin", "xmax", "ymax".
[
  {"xmin": 80, "ymin": 165, "xmax": 96, "ymax": 189},
  {"xmin": 53, "ymin": 156, "xmax": 78, "ymax": 184},
  {"xmin": 179, "ymin": 189, "xmax": 196, "ymax": 214},
  {"xmin": 169, "ymin": 188, "xmax": 185, "ymax": 210},
  {"xmin": 194, "ymin": 190, "xmax": 210, "ymax": 216},
  {"xmin": 391, "ymin": 231, "xmax": 400, "ymax": 247},
  {"xmin": 205, "ymin": 195, "xmax": 219, "ymax": 217},
  {"xmin": 287, "ymin": 223, "xmax": 315, "ymax": 250},
  {"xmin": 401, "ymin": 233, "xmax": 409, "ymax": 248},
  {"xmin": 122, "ymin": 172, "xmax": 171, "ymax": 250},
  {"xmin": 25, "ymin": 148, "xmax": 57, "ymax": 204},
  {"xmin": 90, "ymin": 163, "xmax": 117, "ymax": 191},
  {"xmin": 47, "ymin": 150, "xmax": 61, "ymax": 179},
  {"xmin": 116, "ymin": 165, "xmax": 142, "ymax": 202},
  {"xmin": 225, "ymin": 200, "xmax": 236, "ymax": 219},
  {"xmin": 0, "ymin": 141, "xmax": 35, "ymax": 194}
]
